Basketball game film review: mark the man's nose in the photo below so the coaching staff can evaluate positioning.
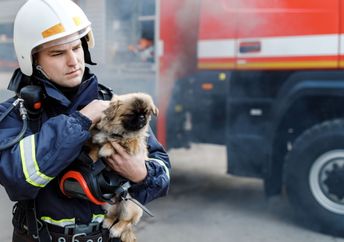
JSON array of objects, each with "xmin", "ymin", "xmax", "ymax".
[{"xmin": 66, "ymin": 51, "xmax": 78, "ymax": 66}]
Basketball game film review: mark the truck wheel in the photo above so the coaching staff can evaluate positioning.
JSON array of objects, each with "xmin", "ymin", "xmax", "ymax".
[{"xmin": 284, "ymin": 119, "xmax": 344, "ymax": 236}]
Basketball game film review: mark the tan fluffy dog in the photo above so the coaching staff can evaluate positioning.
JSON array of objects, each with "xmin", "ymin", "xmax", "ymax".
[{"xmin": 90, "ymin": 92, "xmax": 158, "ymax": 241}]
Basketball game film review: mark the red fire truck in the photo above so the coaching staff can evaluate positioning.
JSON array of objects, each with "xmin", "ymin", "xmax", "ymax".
[{"xmin": 158, "ymin": 0, "xmax": 344, "ymax": 235}]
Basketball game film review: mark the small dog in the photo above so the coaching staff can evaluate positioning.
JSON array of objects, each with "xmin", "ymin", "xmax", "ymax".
[{"xmin": 90, "ymin": 92, "xmax": 158, "ymax": 241}]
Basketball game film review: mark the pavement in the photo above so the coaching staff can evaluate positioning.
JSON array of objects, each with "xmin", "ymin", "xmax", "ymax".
[
  {"xmin": 0, "ymin": 143, "xmax": 343, "ymax": 242},
  {"xmin": 136, "ymin": 144, "xmax": 344, "ymax": 242}
]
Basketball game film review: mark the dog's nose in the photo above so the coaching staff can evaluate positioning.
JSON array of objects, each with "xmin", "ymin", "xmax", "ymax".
[
  {"xmin": 138, "ymin": 114, "xmax": 145, "ymax": 123},
  {"xmin": 123, "ymin": 113, "xmax": 147, "ymax": 131},
  {"xmin": 137, "ymin": 114, "xmax": 146, "ymax": 128}
]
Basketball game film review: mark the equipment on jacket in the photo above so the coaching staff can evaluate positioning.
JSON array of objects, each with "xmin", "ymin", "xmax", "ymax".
[
  {"xmin": 0, "ymin": 82, "xmax": 43, "ymax": 150},
  {"xmin": 59, "ymin": 150, "xmax": 130, "ymax": 205},
  {"xmin": 59, "ymin": 150, "xmax": 155, "ymax": 217}
]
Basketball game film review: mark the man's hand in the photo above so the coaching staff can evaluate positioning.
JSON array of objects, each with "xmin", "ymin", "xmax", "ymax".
[
  {"xmin": 105, "ymin": 142, "xmax": 148, "ymax": 183},
  {"xmin": 80, "ymin": 100, "xmax": 109, "ymax": 125}
]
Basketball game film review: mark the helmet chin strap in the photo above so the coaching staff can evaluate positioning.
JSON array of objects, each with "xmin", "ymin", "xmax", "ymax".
[
  {"xmin": 35, "ymin": 65, "xmax": 51, "ymax": 80},
  {"xmin": 81, "ymin": 36, "xmax": 96, "ymax": 65}
]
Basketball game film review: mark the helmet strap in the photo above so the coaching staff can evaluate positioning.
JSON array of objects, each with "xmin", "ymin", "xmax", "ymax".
[
  {"xmin": 35, "ymin": 65, "xmax": 51, "ymax": 80},
  {"xmin": 81, "ymin": 37, "xmax": 97, "ymax": 66}
]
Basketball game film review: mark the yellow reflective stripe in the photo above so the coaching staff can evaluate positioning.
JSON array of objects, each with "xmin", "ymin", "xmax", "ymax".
[
  {"xmin": 198, "ymin": 61, "xmax": 235, "ymax": 70},
  {"xmin": 149, "ymin": 158, "xmax": 170, "ymax": 180},
  {"xmin": 41, "ymin": 214, "xmax": 104, "ymax": 227},
  {"xmin": 40, "ymin": 217, "xmax": 75, "ymax": 227},
  {"xmin": 236, "ymin": 60, "xmax": 337, "ymax": 69},
  {"xmin": 42, "ymin": 23, "xmax": 65, "ymax": 38},
  {"xmin": 29, "ymin": 136, "xmax": 53, "ymax": 181},
  {"xmin": 73, "ymin": 16, "xmax": 81, "ymax": 26},
  {"xmin": 92, "ymin": 214, "xmax": 105, "ymax": 223},
  {"xmin": 20, "ymin": 135, "xmax": 54, "ymax": 187}
]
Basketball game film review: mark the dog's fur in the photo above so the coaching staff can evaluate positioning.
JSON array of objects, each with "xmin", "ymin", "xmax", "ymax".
[{"xmin": 90, "ymin": 92, "xmax": 158, "ymax": 241}]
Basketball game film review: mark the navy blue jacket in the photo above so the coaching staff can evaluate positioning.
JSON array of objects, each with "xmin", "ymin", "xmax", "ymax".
[{"xmin": 0, "ymin": 68, "xmax": 171, "ymax": 226}]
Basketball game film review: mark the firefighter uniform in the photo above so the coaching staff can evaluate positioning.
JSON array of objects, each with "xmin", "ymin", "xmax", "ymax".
[{"xmin": 0, "ymin": 68, "xmax": 171, "ymax": 241}]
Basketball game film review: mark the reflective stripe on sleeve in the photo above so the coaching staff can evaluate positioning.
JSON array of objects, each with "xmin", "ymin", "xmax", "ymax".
[
  {"xmin": 19, "ymin": 135, "xmax": 54, "ymax": 187},
  {"xmin": 149, "ymin": 158, "xmax": 170, "ymax": 180}
]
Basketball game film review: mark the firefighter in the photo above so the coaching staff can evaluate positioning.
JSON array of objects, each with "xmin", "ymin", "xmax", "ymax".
[{"xmin": 0, "ymin": 0, "xmax": 170, "ymax": 241}]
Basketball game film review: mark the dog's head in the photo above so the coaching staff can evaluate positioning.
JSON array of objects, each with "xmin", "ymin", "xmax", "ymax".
[{"xmin": 96, "ymin": 92, "xmax": 158, "ymax": 138}]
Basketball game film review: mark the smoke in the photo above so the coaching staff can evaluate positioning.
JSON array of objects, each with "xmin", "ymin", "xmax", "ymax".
[
  {"xmin": 200, "ymin": 0, "xmax": 288, "ymax": 38},
  {"xmin": 86, "ymin": 0, "xmax": 157, "ymax": 97},
  {"xmin": 160, "ymin": 0, "xmax": 290, "ymax": 148},
  {"xmin": 158, "ymin": 0, "xmax": 201, "ymax": 98}
]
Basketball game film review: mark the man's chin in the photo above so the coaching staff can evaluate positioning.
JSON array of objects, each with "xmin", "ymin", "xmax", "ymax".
[
  {"xmin": 68, "ymin": 78, "xmax": 83, "ymax": 87},
  {"xmin": 61, "ymin": 76, "xmax": 83, "ymax": 88}
]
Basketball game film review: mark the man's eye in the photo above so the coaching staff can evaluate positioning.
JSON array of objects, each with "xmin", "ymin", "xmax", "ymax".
[
  {"xmin": 51, "ymin": 52, "xmax": 62, "ymax": 57},
  {"xmin": 73, "ymin": 45, "xmax": 82, "ymax": 51}
]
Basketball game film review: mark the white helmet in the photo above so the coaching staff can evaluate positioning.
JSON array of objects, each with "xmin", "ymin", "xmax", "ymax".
[{"xmin": 13, "ymin": 0, "xmax": 95, "ymax": 76}]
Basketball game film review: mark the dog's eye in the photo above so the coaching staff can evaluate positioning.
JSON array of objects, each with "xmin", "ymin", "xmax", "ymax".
[{"xmin": 122, "ymin": 113, "xmax": 135, "ymax": 118}]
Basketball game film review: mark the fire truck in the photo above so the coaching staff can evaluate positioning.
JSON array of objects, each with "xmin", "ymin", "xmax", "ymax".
[{"xmin": 158, "ymin": 0, "xmax": 344, "ymax": 235}]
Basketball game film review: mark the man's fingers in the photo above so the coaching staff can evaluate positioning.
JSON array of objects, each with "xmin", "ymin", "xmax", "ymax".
[{"xmin": 110, "ymin": 142, "xmax": 126, "ymax": 155}]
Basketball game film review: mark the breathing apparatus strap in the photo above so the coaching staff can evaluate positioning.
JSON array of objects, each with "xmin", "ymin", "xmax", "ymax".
[
  {"xmin": 21, "ymin": 200, "xmax": 51, "ymax": 242},
  {"xmin": 122, "ymin": 193, "xmax": 154, "ymax": 217},
  {"xmin": 0, "ymin": 98, "xmax": 28, "ymax": 151}
]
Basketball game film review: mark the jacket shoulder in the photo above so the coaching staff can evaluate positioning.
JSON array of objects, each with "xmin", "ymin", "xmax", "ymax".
[
  {"xmin": 98, "ymin": 83, "xmax": 113, "ymax": 101},
  {"xmin": 0, "ymin": 97, "xmax": 17, "ymax": 110}
]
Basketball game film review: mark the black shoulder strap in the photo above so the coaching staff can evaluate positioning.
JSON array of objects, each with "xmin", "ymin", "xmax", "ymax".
[
  {"xmin": 15, "ymin": 200, "xmax": 51, "ymax": 242},
  {"xmin": 98, "ymin": 83, "xmax": 113, "ymax": 101}
]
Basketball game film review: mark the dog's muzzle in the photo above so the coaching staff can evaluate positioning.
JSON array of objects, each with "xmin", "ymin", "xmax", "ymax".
[{"xmin": 123, "ymin": 113, "xmax": 147, "ymax": 131}]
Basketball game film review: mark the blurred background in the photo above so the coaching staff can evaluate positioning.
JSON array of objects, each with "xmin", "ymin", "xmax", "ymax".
[{"xmin": 2, "ymin": 0, "xmax": 344, "ymax": 241}]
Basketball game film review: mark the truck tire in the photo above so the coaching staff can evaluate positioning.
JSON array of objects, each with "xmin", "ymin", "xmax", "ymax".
[{"xmin": 284, "ymin": 119, "xmax": 344, "ymax": 236}]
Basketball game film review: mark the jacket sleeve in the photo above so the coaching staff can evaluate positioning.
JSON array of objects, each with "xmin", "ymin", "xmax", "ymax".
[
  {"xmin": 0, "ymin": 102, "xmax": 92, "ymax": 201},
  {"xmin": 129, "ymin": 128, "xmax": 171, "ymax": 204}
]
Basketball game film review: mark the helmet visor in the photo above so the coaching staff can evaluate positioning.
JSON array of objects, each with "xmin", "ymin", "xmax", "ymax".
[{"xmin": 32, "ymin": 27, "xmax": 91, "ymax": 55}]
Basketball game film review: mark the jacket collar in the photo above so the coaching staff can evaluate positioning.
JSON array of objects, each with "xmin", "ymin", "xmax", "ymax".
[{"xmin": 35, "ymin": 67, "xmax": 99, "ymax": 110}]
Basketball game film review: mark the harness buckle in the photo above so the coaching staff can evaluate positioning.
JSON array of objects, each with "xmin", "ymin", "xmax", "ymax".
[
  {"xmin": 72, "ymin": 232, "xmax": 86, "ymax": 242},
  {"xmin": 64, "ymin": 222, "xmax": 100, "ymax": 235}
]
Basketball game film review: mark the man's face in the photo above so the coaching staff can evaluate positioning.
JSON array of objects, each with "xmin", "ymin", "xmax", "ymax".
[{"xmin": 36, "ymin": 38, "xmax": 85, "ymax": 88}]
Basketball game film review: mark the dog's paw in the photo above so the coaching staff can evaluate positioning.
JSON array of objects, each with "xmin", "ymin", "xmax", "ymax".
[
  {"xmin": 109, "ymin": 226, "xmax": 122, "ymax": 239},
  {"xmin": 102, "ymin": 218, "xmax": 114, "ymax": 230},
  {"xmin": 121, "ymin": 228, "xmax": 137, "ymax": 242}
]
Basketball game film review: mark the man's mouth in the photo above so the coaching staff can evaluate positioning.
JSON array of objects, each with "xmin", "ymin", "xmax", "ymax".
[{"xmin": 66, "ymin": 69, "xmax": 81, "ymax": 76}]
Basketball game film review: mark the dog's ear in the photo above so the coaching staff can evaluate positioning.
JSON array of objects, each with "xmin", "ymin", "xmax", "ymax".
[
  {"xmin": 97, "ymin": 100, "xmax": 121, "ymax": 129},
  {"xmin": 151, "ymin": 104, "xmax": 159, "ymax": 116},
  {"xmin": 102, "ymin": 100, "xmax": 121, "ymax": 121}
]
